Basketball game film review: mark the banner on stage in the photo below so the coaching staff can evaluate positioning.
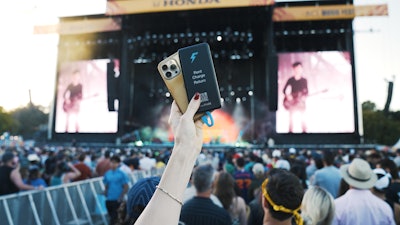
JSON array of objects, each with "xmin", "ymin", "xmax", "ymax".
[
  {"xmin": 273, "ymin": 4, "xmax": 388, "ymax": 22},
  {"xmin": 106, "ymin": 0, "xmax": 275, "ymax": 15}
]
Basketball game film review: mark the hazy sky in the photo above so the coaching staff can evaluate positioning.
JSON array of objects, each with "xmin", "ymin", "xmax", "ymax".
[{"xmin": 0, "ymin": 0, "xmax": 398, "ymax": 112}]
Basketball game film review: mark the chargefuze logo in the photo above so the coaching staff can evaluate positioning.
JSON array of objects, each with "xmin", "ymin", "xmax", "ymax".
[{"xmin": 190, "ymin": 52, "xmax": 199, "ymax": 63}]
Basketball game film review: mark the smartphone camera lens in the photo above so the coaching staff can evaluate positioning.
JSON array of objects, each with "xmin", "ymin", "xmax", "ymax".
[
  {"xmin": 162, "ymin": 65, "xmax": 168, "ymax": 71},
  {"xmin": 170, "ymin": 64, "xmax": 177, "ymax": 70},
  {"xmin": 166, "ymin": 71, "xmax": 172, "ymax": 78}
]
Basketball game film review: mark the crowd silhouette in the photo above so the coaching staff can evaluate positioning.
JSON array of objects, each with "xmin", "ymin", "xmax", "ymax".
[{"xmin": 1, "ymin": 141, "xmax": 400, "ymax": 225}]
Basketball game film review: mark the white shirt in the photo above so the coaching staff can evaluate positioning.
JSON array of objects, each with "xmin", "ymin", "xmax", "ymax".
[
  {"xmin": 333, "ymin": 189, "xmax": 395, "ymax": 225},
  {"xmin": 139, "ymin": 156, "xmax": 156, "ymax": 171}
]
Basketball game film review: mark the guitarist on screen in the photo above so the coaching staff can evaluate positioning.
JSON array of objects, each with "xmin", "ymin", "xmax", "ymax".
[
  {"xmin": 63, "ymin": 70, "xmax": 83, "ymax": 133},
  {"xmin": 282, "ymin": 62, "xmax": 308, "ymax": 133}
]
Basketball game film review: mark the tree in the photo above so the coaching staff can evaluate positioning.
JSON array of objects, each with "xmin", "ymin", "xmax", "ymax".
[
  {"xmin": 362, "ymin": 101, "xmax": 377, "ymax": 111},
  {"xmin": 0, "ymin": 107, "xmax": 17, "ymax": 134},
  {"xmin": 362, "ymin": 101, "xmax": 400, "ymax": 145},
  {"xmin": 11, "ymin": 104, "xmax": 48, "ymax": 140}
]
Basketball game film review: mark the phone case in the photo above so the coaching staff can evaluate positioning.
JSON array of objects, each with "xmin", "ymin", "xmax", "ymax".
[{"xmin": 157, "ymin": 43, "xmax": 221, "ymax": 120}]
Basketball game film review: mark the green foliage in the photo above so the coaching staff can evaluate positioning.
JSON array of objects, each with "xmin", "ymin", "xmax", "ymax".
[
  {"xmin": 362, "ymin": 101, "xmax": 376, "ymax": 111},
  {"xmin": 10, "ymin": 104, "xmax": 48, "ymax": 139},
  {"xmin": 362, "ymin": 101, "xmax": 400, "ymax": 145},
  {"xmin": 0, "ymin": 107, "xmax": 17, "ymax": 134}
]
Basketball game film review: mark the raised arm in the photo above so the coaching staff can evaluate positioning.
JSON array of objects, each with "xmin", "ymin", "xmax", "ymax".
[{"xmin": 135, "ymin": 93, "xmax": 203, "ymax": 225}]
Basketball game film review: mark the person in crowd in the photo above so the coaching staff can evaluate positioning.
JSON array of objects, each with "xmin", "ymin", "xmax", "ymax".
[
  {"xmin": 306, "ymin": 152, "xmax": 323, "ymax": 180},
  {"xmin": 366, "ymin": 151, "xmax": 382, "ymax": 169},
  {"xmin": 244, "ymin": 153, "xmax": 258, "ymax": 173},
  {"xmin": 290, "ymin": 159, "xmax": 308, "ymax": 189},
  {"xmin": 183, "ymin": 167, "xmax": 223, "ymax": 207},
  {"xmin": 25, "ymin": 165, "xmax": 47, "ymax": 188},
  {"xmin": 104, "ymin": 155, "xmax": 129, "ymax": 225},
  {"xmin": 272, "ymin": 149, "xmax": 291, "ymax": 171},
  {"xmin": 378, "ymin": 158, "xmax": 400, "ymax": 205},
  {"xmin": 371, "ymin": 168, "xmax": 400, "ymax": 224},
  {"xmin": 393, "ymin": 149, "xmax": 400, "ymax": 169},
  {"xmin": 0, "ymin": 151, "xmax": 43, "ymax": 195},
  {"xmin": 43, "ymin": 150, "xmax": 57, "ymax": 185},
  {"xmin": 223, "ymin": 153, "xmax": 236, "ymax": 175},
  {"xmin": 50, "ymin": 161, "xmax": 81, "ymax": 185},
  {"xmin": 96, "ymin": 150, "xmax": 112, "ymax": 177},
  {"xmin": 118, "ymin": 176, "xmax": 160, "ymax": 225},
  {"xmin": 155, "ymin": 154, "xmax": 166, "ymax": 169},
  {"xmin": 119, "ymin": 156, "xmax": 139, "ymax": 176},
  {"xmin": 139, "ymin": 150, "xmax": 156, "ymax": 171},
  {"xmin": 180, "ymin": 164, "xmax": 230, "ymax": 225},
  {"xmin": 301, "ymin": 186, "xmax": 335, "ymax": 225},
  {"xmin": 214, "ymin": 171, "xmax": 248, "ymax": 225},
  {"xmin": 248, "ymin": 162, "xmax": 266, "ymax": 202},
  {"xmin": 247, "ymin": 193, "xmax": 264, "ymax": 225},
  {"xmin": 337, "ymin": 178, "xmax": 349, "ymax": 198},
  {"xmin": 333, "ymin": 158, "xmax": 395, "ymax": 225},
  {"xmin": 233, "ymin": 157, "xmax": 253, "ymax": 203},
  {"xmin": 310, "ymin": 150, "xmax": 342, "ymax": 198},
  {"xmin": 260, "ymin": 168, "xmax": 304, "ymax": 225},
  {"xmin": 73, "ymin": 152, "xmax": 92, "ymax": 181}
]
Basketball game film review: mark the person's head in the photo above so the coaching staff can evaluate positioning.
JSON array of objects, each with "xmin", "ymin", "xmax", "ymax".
[
  {"xmin": 252, "ymin": 163, "xmax": 266, "ymax": 179},
  {"xmin": 110, "ymin": 155, "xmax": 121, "ymax": 170},
  {"xmin": 235, "ymin": 157, "xmax": 245, "ymax": 168},
  {"xmin": 125, "ymin": 176, "xmax": 160, "ymax": 223},
  {"xmin": 78, "ymin": 153, "xmax": 86, "ymax": 162},
  {"xmin": 1, "ymin": 151, "xmax": 17, "ymax": 167},
  {"xmin": 214, "ymin": 171, "xmax": 236, "ymax": 209},
  {"xmin": 104, "ymin": 150, "xmax": 112, "ymax": 159},
  {"xmin": 261, "ymin": 169, "xmax": 304, "ymax": 224},
  {"xmin": 193, "ymin": 164, "xmax": 215, "ymax": 194},
  {"xmin": 340, "ymin": 158, "xmax": 377, "ymax": 190},
  {"xmin": 301, "ymin": 186, "xmax": 335, "ymax": 225},
  {"xmin": 72, "ymin": 70, "xmax": 81, "ymax": 84},
  {"xmin": 28, "ymin": 165, "xmax": 41, "ymax": 180},
  {"xmin": 292, "ymin": 62, "xmax": 303, "ymax": 78},
  {"xmin": 272, "ymin": 149, "xmax": 281, "ymax": 159},
  {"xmin": 378, "ymin": 158, "xmax": 399, "ymax": 179},
  {"xmin": 322, "ymin": 150, "xmax": 335, "ymax": 166}
]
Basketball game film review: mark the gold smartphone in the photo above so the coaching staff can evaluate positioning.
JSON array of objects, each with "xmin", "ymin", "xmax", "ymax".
[{"xmin": 158, "ymin": 43, "xmax": 221, "ymax": 121}]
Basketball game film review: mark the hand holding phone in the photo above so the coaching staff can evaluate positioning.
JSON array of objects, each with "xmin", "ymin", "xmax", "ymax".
[{"xmin": 157, "ymin": 43, "xmax": 221, "ymax": 121}]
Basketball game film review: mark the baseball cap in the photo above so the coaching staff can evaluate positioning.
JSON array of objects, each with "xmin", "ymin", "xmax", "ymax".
[{"xmin": 127, "ymin": 176, "xmax": 160, "ymax": 220}]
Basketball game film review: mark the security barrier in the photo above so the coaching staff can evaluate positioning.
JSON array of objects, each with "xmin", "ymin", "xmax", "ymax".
[{"xmin": 0, "ymin": 169, "xmax": 164, "ymax": 225}]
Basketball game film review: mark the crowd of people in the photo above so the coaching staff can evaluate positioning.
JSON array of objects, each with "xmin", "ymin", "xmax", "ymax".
[
  {"xmin": 1, "ymin": 95, "xmax": 400, "ymax": 225},
  {"xmin": 1, "ymin": 139, "xmax": 400, "ymax": 225},
  {"xmin": 1, "ymin": 140, "xmax": 400, "ymax": 225}
]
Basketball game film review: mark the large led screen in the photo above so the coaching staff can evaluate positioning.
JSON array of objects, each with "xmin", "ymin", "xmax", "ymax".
[
  {"xmin": 54, "ymin": 59, "xmax": 118, "ymax": 133},
  {"xmin": 276, "ymin": 51, "xmax": 355, "ymax": 133}
]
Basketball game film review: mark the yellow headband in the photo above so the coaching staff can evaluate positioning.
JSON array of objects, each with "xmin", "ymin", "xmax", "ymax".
[{"xmin": 261, "ymin": 179, "xmax": 303, "ymax": 225}]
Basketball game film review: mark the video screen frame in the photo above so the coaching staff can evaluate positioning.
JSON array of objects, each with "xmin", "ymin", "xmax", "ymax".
[
  {"xmin": 276, "ymin": 51, "xmax": 356, "ymax": 134},
  {"xmin": 53, "ymin": 59, "xmax": 119, "ymax": 134}
]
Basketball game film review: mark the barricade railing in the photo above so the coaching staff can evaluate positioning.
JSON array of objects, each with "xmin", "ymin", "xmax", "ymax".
[{"xmin": 0, "ymin": 168, "xmax": 164, "ymax": 225}]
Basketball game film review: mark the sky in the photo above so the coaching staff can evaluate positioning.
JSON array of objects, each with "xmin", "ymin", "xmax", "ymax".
[{"xmin": 0, "ymin": 0, "xmax": 399, "ymax": 113}]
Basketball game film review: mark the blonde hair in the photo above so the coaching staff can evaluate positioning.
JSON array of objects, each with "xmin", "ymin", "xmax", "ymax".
[{"xmin": 301, "ymin": 186, "xmax": 335, "ymax": 225}]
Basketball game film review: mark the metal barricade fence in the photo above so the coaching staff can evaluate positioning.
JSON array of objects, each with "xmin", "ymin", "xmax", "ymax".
[{"xmin": 0, "ymin": 168, "xmax": 164, "ymax": 225}]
